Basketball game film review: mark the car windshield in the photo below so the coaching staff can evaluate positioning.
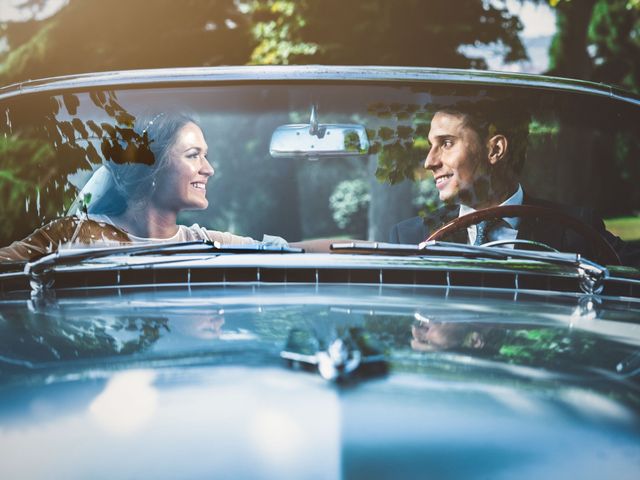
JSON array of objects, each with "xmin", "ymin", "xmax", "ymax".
[{"xmin": 1, "ymin": 75, "xmax": 639, "ymax": 266}]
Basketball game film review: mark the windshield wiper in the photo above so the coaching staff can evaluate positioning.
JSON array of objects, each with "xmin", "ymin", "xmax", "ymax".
[
  {"xmin": 331, "ymin": 240, "xmax": 581, "ymax": 262},
  {"xmin": 23, "ymin": 240, "xmax": 303, "ymax": 295},
  {"xmin": 27, "ymin": 240, "xmax": 301, "ymax": 269},
  {"xmin": 331, "ymin": 240, "xmax": 609, "ymax": 294}
]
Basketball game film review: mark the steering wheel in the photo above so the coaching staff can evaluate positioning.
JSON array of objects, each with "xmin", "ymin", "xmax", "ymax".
[{"xmin": 425, "ymin": 204, "xmax": 621, "ymax": 266}]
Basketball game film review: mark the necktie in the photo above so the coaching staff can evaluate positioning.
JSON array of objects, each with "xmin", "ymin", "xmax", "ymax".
[
  {"xmin": 474, "ymin": 219, "xmax": 510, "ymax": 245},
  {"xmin": 474, "ymin": 220, "xmax": 491, "ymax": 245}
]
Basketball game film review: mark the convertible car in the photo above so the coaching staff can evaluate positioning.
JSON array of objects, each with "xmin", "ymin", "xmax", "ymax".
[{"xmin": 0, "ymin": 66, "xmax": 639, "ymax": 479}]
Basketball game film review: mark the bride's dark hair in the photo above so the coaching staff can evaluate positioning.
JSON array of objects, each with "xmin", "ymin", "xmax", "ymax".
[{"xmin": 89, "ymin": 111, "xmax": 199, "ymax": 215}]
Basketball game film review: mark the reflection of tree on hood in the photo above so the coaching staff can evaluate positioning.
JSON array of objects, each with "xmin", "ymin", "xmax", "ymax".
[
  {"xmin": 0, "ymin": 311, "xmax": 169, "ymax": 369},
  {"xmin": 495, "ymin": 327, "xmax": 622, "ymax": 371},
  {"xmin": 408, "ymin": 316, "xmax": 637, "ymax": 376}
]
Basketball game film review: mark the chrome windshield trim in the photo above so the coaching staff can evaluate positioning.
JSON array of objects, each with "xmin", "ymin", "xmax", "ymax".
[{"xmin": 1, "ymin": 65, "xmax": 639, "ymax": 107}]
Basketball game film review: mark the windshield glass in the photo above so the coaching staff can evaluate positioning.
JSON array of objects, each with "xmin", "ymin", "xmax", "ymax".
[{"xmin": 1, "ymin": 81, "xmax": 639, "ymax": 265}]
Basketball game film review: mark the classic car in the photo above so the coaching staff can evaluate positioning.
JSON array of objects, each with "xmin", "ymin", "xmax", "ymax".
[{"xmin": 0, "ymin": 66, "xmax": 639, "ymax": 479}]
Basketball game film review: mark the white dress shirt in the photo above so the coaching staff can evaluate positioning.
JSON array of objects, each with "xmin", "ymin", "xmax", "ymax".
[{"xmin": 459, "ymin": 184, "xmax": 523, "ymax": 245}]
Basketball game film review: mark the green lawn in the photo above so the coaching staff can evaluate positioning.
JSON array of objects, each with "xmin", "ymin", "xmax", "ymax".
[{"xmin": 604, "ymin": 216, "xmax": 640, "ymax": 241}]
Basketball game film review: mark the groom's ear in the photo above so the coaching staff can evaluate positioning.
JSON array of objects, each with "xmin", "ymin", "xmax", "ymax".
[{"xmin": 487, "ymin": 134, "xmax": 508, "ymax": 165}]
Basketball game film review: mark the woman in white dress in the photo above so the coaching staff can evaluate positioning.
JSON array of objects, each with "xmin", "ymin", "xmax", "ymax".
[{"xmin": 1, "ymin": 112, "xmax": 281, "ymax": 261}]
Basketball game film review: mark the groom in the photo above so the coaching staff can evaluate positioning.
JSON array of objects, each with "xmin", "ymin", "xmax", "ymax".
[{"xmin": 389, "ymin": 103, "xmax": 636, "ymax": 266}]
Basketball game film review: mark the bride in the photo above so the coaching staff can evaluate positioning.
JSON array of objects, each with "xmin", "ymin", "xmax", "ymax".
[{"xmin": 0, "ymin": 111, "xmax": 284, "ymax": 261}]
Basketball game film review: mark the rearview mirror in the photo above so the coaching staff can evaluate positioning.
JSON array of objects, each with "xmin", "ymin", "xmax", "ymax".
[{"xmin": 270, "ymin": 105, "xmax": 370, "ymax": 158}]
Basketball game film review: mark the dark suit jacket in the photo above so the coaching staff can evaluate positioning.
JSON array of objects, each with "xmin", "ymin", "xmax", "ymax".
[{"xmin": 389, "ymin": 193, "xmax": 638, "ymax": 267}]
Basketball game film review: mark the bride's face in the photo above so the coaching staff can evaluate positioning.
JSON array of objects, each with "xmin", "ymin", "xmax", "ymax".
[{"xmin": 153, "ymin": 122, "xmax": 214, "ymax": 212}]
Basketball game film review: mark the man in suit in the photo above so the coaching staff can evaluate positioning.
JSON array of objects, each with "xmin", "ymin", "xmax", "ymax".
[{"xmin": 389, "ymin": 104, "xmax": 637, "ymax": 266}]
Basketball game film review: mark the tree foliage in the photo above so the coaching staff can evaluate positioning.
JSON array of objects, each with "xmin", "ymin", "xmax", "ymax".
[
  {"xmin": 544, "ymin": 0, "xmax": 640, "ymax": 92},
  {"xmin": 589, "ymin": 0, "xmax": 640, "ymax": 93},
  {"xmin": 0, "ymin": 0, "xmax": 252, "ymax": 85},
  {"xmin": 0, "ymin": 88, "xmax": 155, "ymax": 244},
  {"xmin": 247, "ymin": 0, "xmax": 526, "ymax": 68},
  {"xmin": 3, "ymin": 1, "xmax": 638, "ymax": 96},
  {"xmin": 0, "ymin": 0, "xmax": 529, "ymax": 86},
  {"xmin": 329, "ymin": 179, "xmax": 369, "ymax": 232}
]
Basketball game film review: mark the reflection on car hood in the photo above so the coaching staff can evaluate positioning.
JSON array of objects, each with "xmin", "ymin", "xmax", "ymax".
[
  {"xmin": 2, "ymin": 284, "xmax": 639, "ymax": 381},
  {"xmin": 0, "ymin": 285, "xmax": 639, "ymax": 478}
]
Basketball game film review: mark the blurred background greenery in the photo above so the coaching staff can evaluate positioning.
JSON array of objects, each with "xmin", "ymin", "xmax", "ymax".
[{"xmin": 1, "ymin": 0, "xmax": 638, "ymax": 91}]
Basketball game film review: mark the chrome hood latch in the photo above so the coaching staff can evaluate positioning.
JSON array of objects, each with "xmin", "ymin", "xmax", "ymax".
[
  {"xmin": 281, "ymin": 327, "xmax": 386, "ymax": 382},
  {"xmin": 577, "ymin": 257, "xmax": 608, "ymax": 295}
]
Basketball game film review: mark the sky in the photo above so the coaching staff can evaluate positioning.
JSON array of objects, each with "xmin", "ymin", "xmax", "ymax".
[
  {"xmin": 500, "ymin": 0, "xmax": 556, "ymax": 72},
  {"xmin": 0, "ymin": 0, "xmax": 557, "ymax": 74},
  {"xmin": 0, "ymin": 0, "xmax": 68, "ymax": 21},
  {"xmin": 461, "ymin": 0, "xmax": 556, "ymax": 73}
]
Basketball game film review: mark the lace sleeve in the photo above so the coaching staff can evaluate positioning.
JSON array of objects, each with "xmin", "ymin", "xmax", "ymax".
[
  {"xmin": 0, "ymin": 217, "xmax": 131, "ymax": 262},
  {"xmin": 0, "ymin": 218, "xmax": 74, "ymax": 262},
  {"xmin": 203, "ymin": 229, "xmax": 256, "ymax": 245}
]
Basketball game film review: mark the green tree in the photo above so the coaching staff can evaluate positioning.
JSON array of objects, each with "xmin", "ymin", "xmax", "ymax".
[
  {"xmin": 329, "ymin": 179, "xmax": 369, "ymax": 234},
  {"xmin": 2, "ymin": 0, "xmax": 528, "ymax": 79},
  {"xmin": 539, "ymin": 0, "xmax": 640, "ymax": 92},
  {"xmin": 536, "ymin": 0, "xmax": 640, "ymax": 216},
  {"xmin": 545, "ymin": 0, "xmax": 599, "ymax": 79},
  {"xmin": 0, "ymin": 0, "xmax": 252, "ymax": 85},
  {"xmin": 247, "ymin": 0, "xmax": 527, "ymax": 68},
  {"xmin": 589, "ymin": 0, "xmax": 640, "ymax": 93}
]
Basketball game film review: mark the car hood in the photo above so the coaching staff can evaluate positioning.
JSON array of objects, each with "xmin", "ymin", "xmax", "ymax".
[{"xmin": 1, "ymin": 285, "xmax": 639, "ymax": 479}]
